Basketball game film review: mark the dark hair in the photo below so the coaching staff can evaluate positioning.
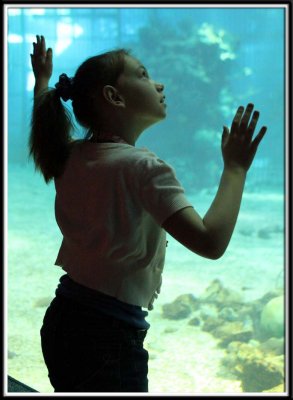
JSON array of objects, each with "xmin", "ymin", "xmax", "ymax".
[{"xmin": 29, "ymin": 48, "xmax": 130, "ymax": 183}]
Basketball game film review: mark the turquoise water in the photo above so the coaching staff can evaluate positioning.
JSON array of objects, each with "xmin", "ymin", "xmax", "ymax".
[{"xmin": 6, "ymin": 6, "xmax": 286, "ymax": 394}]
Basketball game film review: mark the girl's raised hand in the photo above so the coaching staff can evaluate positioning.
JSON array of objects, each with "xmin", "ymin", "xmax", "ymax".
[
  {"xmin": 221, "ymin": 103, "xmax": 267, "ymax": 172},
  {"xmin": 30, "ymin": 35, "xmax": 53, "ymax": 82}
]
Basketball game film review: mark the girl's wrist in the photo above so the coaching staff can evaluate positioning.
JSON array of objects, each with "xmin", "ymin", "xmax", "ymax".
[
  {"xmin": 35, "ymin": 76, "xmax": 50, "ymax": 85},
  {"xmin": 223, "ymin": 164, "xmax": 247, "ymax": 177},
  {"xmin": 34, "ymin": 79, "xmax": 49, "ymax": 96}
]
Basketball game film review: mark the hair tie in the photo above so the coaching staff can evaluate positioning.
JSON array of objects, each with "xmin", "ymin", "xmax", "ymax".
[{"xmin": 55, "ymin": 73, "xmax": 74, "ymax": 102}]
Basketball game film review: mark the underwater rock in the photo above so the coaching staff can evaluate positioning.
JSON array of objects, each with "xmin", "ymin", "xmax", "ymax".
[
  {"xmin": 164, "ymin": 327, "xmax": 178, "ymax": 334},
  {"xmin": 176, "ymin": 293, "xmax": 200, "ymax": 310},
  {"xmin": 238, "ymin": 228, "xmax": 254, "ymax": 237},
  {"xmin": 212, "ymin": 320, "xmax": 254, "ymax": 347},
  {"xmin": 258, "ymin": 225, "xmax": 283, "ymax": 239},
  {"xmin": 188, "ymin": 317, "xmax": 201, "ymax": 326},
  {"xmin": 200, "ymin": 279, "xmax": 243, "ymax": 306},
  {"xmin": 220, "ymin": 331, "xmax": 254, "ymax": 348},
  {"xmin": 272, "ymin": 224, "xmax": 284, "ymax": 234},
  {"xmin": 218, "ymin": 306, "xmax": 239, "ymax": 321},
  {"xmin": 211, "ymin": 320, "xmax": 244, "ymax": 338},
  {"xmin": 259, "ymin": 337, "xmax": 284, "ymax": 356},
  {"xmin": 161, "ymin": 303, "xmax": 190, "ymax": 320},
  {"xmin": 241, "ymin": 289, "xmax": 283, "ymax": 339},
  {"xmin": 260, "ymin": 296, "xmax": 284, "ymax": 338},
  {"xmin": 200, "ymin": 303, "xmax": 219, "ymax": 320},
  {"xmin": 8, "ymin": 350, "xmax": 18, "ymax": 359},
  {"xmin": 161, "ymin": 293, "xmax": 199, "ymax": 320},
  {"xmin": 195, "ymin": 282, "xmax": 286, "ymax": 392},
  {"xmin": 201, "ymin": 316, "xmax": 220, "ymax": 333},
  {"xmin": 248, "ymin": 289, "xmax": 283, "ymax": 320},
  {"xmin": 258, "ymin": 227, "xmax": 271, "ymax": 239}
]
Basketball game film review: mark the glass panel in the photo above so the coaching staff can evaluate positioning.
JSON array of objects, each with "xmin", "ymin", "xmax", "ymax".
[{"xmin": 6, "ymin": 5, "xmax": 286, "ymax": 394}]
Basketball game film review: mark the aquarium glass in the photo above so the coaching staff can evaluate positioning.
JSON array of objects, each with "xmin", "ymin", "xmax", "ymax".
[{"xmin": 5, "ymin": 4, "xmax": 288, "ymax": 394}]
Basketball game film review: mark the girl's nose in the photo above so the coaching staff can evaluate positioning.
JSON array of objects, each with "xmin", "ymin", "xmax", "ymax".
[{"xmin": 155, "ymin": 82, "xmax": 164, "ymax": 92}]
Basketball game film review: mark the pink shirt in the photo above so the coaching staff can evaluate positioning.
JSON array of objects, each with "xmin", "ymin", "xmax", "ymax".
[{"xmin": 54, "ymin": 140, "xmax": 193, "ymax": 310}]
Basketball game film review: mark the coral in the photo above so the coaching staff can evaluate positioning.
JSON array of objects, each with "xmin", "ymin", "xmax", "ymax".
[
  {"xmin": 161, "ymin": 280, "xmax": 285, "ymax": 392},
  {"xmin": 222, "ymin": 342, "xmax": 284, "ymax": 392},
  {"xmin": 128, "ymin": 17, "xmax": 238, "ymax": 188},
  {"xmin": 238, "ymin": 353, "xmax": 284, "ymax": 392},
  {"xmin": 198, "ymin": 23, "xmax": 236, "ymax": 61}
]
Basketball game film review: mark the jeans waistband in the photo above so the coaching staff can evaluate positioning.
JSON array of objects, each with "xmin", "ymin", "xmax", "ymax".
[
  {"xmin": 54, "ymin": 294, "xmax": 148, "ymax": 341},
  {"xmin": 104, "ymin": 313, "xmax": 148, "ymax": 340}
]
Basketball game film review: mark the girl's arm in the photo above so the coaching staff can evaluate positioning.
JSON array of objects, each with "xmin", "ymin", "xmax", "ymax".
[
  {"xmin": 30, "ymin": 35, "xmax": 52, "ymax": 97},
  {"xmin": 163, "ymin": 104, "xmax": 267, "ymax": 259}
]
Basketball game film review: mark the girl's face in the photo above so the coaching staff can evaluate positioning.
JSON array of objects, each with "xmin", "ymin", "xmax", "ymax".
[{"xmin": 116, "ymin": 56, "xmax": 167, "ymax": 124}]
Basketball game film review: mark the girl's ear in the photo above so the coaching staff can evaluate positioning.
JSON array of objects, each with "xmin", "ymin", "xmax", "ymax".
[{"xmin": 103, "ymin": 85, "xmax": 125, "ymax": 107}]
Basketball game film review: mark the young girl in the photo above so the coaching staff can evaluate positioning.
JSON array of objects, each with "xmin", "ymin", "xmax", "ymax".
[{"xmin": 30, "ymin": 35, "xmax": 267, "ymax": 393}]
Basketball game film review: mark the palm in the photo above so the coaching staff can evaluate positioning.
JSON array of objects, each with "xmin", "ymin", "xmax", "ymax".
[{"xmin": 222, "ymin": 104, "xmax": 267, "ymax": 172}]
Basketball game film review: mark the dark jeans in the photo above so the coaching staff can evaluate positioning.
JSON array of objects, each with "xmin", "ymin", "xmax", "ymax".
[{"xmin": 40, "ymin": 295, "xmax": 149, "ymax": 392}]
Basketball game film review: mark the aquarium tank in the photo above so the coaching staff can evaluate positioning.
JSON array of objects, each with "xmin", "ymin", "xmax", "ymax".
[{"xmin": 5, "ymin": 4, "xmax": 288, "ymax": 395}]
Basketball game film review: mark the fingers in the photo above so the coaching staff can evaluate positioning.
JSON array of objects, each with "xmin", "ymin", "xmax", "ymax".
[
  {"xmin": 239, "ymin": 103, "xmax": 255, "ymax": 135},
  {"xmin": 46, "ymin": 48, "xmax": 53, "ymax": 63},
  {"xmin": 231, "ymin": 106, "xmax": 244, "ymax": 135},
  {"xmin": 221, "ymin": 125, "xmax": 230, "ymax": 148},
  {"xmin": 31, "ymin": 35, "xmax": 53, "ymax": 74},
  {"xmin": 231, "ymin": 103, "xmax": 264, "ymax": 142},
  {"xmin": 251, "ymin": 126, "xmax": 267, "ymax": 149},
  {"xmin": 33, "ymin": 35, "xmax": 40, "ymax": 55},
  {"xmin": 32, "ymin": 35, "xmax": 46, "ymax": 57},
  {"xmin": 245, "ymin": 110, "xmax": 260, "ymax": 142},
  {"xmin": 41, "ymin": 35, "xmax": 46, "ymax": 56}
]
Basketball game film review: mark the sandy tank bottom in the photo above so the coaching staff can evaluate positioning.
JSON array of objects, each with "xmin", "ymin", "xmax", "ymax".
[{"xmin": 6, "ymin": 163, "xmax": 285, "ymax": 394}]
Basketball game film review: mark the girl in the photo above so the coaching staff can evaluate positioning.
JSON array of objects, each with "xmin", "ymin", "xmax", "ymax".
[{"xmin": 30, "ymin": 35, "xmax": 267, "ymax": 393}]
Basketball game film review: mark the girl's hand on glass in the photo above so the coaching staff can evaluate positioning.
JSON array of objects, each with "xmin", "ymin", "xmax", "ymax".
[
  {"xmin": 221, "ymin": 103, "xmax": 267, "ymax": 172},
  {"xmin": 30, "ymin": 35, "xmax": 53, "ymax": 82}
]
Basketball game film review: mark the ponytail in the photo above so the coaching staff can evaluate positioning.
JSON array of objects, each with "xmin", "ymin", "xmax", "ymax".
[
  {"xmin": 29, "ymin": 49, "xmax": 130, "ymax": 184},
  {"xmin": 29, "ymin": 87, "xmax": 73, "ymax": 184}
]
